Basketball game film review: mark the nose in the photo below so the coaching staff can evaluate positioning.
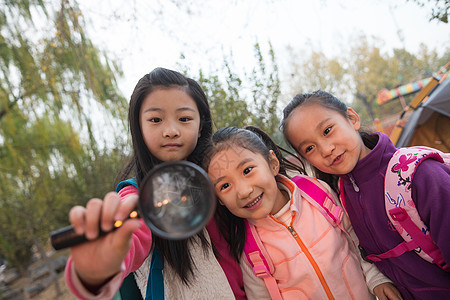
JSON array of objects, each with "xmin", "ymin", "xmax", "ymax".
[
  {"xmin": 320, "ymin": 142, "xmax": 335, "ymax": 157},
  {"xmin": 237, "ymin": 180, "xmax": 253, "ymax": 200},
  {"xmin": 163, "ymin": 121, "xmax": 180, "ymax": 138}
]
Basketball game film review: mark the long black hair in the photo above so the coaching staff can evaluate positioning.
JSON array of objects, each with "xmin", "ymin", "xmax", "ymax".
[
  {"xmin": 117, "ymin": 67, "xmax": 213, "ymax": 284},
  {"xmin": 202, "ymin": 126, "xmax": 305, "ymax": 262},
  {"xmin": 281, "ymin": 90, "xmax": 377, "ymax": 194}
]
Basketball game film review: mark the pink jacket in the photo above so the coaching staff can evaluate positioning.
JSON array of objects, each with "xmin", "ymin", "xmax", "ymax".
[{"xmin": 244, "ymin": 175, "xmax": 373, "ymax": 299}]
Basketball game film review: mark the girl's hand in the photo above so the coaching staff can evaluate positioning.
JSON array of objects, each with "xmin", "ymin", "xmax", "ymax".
[
  {"xmin": 373, "ymin": 282, "xmax": 403, "ymax": 300},
  {"xmin": 68, "ymin": 192, "xmax": 141, "ymax": 289}
]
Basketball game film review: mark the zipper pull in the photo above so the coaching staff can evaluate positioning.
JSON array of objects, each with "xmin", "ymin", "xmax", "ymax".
[
  {"xmin": 349, "ymin": 175, "xmax": 360, "ymax": 192},
  {"xmin": 288, "ymin": 226, "xmax": 298, "ymax": 238}
]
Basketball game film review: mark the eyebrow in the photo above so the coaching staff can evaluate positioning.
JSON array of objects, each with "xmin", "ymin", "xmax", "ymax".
[
  {"xmin": 142, "ymin": 106, "xmax": 197, "ymax": 114},
  {"xmin": 295, "ymin": 117, "xmax": 331, "ymax": 149},
  {"xmin": 212, "ymin": 157, "xmax": 253, "ymax": 186}
]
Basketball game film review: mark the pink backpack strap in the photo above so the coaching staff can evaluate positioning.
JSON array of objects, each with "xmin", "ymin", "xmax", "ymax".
[
  {"xmin": 243, "ymin": 219, "xmax": 282, "ymax": 300},
  {"xmin": 367, "ymin": 146, "xmax": 449, "ymax": 271},
  {"xmin": 292, "ymin": 175, "xmax": 343, "ymax": 226},
  {"xmin": 338, "ymin": 178, "xmax": 347, "ymax": 211}
]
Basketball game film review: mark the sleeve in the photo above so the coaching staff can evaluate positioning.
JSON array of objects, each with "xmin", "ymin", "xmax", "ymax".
[
  {"xmin": 240, "ymin": 256, "xmax": 271, "ymax": 300},
  {"xmin": 65, "ymin": 257, "xmax": 125, "ymax": 300},
  {"xmin": 342, "ymin": 214, "xmax": 394, "ymax": 293},
  {"xmin": 317, "ymin": 179, "xmax": 394, "ymax": 294},
  {"xmin": 412, "ymin": 158, "xmax": 450, "ymax": 265},
  {"xmin": 65, "ymin": 185, "xmax": 153, "ymax": 299}
]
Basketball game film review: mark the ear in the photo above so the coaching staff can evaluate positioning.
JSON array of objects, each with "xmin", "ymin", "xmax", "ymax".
[
  {"xmin": 268, "ymin": 150, "xmax": 280, "ymax": 176},
  {"xmin": 347, "ymin": 108, "xmax": 361, "ymax": 131},
  {"xmin": 198, "ymin": 124, "xmax": 202, "ymax": 137}
]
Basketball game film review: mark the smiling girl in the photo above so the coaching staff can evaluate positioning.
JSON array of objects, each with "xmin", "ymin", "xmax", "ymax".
[{"xmin": 281, "ymin": 90, "xmax": 450, "ymax": 299}]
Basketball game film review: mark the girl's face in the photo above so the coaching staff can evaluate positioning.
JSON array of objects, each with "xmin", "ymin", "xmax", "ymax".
[
  {"xmin": 208, "ymin": 146, "xmax": 288, "ymax": 220},
  {"xmin": 285, "ymin": 103, "xmax": 370, "ymax": 175},
  {"xmin": 140, "ymin": 88, "xmax": 201, "ymax": 162}
]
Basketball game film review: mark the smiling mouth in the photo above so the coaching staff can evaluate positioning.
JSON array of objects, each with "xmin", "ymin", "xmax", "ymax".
[
  {"xmin": 331, "ymin": 154, "xmax": 343, "ymax": 166},
  {"xmin": 245, "ymin": 194, "xmax": 262, "ymax": 208}
]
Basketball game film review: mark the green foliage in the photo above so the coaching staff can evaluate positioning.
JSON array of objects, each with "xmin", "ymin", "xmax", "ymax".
[
  {"xmin": 194, "ymin": 42, "xmax": 282, "ymax": 140},
  {"xmin": 248, "ymin": 43, "xmax": 281, "ymax": 137},
  {"xmin": 197, "ymin": 63, "xmax": 250, "ymax": 130},
  {"xmin": 0, "ymin": 0, "xmax": 127, "ymax": 271}
]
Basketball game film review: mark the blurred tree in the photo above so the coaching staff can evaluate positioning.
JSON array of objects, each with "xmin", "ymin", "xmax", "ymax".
[
  {"xmin": 0, "ymin": 0, "xmax": 127, "ymax": 277},
  {"xmin": 287, "ymin": 49, "xmax": 348, "ymax": 99},
  {"xmin": 194, "ymin": 43, "xmax": 282, "ymax": 139},
  {"xmin": 345, "ymin": 36, "xmax": 396, "ymax": 122},
  {"xmin": 197, "ymin": 60, "xmax": 251, "ymax": 130},
  {"xmin": 248, "ymin": 42, "xmax": 281, "ymax": 137},
  {"xmin": 406, "ymin": 0, "xmax": 449, "ymax": 23},
  {"xmin": 286, "ymin": 34, "xmax": 449, "ymax": 125}
]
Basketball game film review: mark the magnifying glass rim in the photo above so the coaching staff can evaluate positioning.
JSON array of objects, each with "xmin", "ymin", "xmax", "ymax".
[{"xmin": 138, "ymin": 160, "xmax": 216, "ymax": 240}]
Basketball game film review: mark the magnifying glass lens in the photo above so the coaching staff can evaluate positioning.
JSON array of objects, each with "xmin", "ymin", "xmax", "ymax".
[{"xmin": 139, "ymin": 161, "xmax": 216, "ymax": 239}]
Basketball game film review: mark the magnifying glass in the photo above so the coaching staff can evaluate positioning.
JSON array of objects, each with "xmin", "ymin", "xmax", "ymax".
[{"xmin": 50, "ymin": 161, "xmax": 216, "ymax": 250}]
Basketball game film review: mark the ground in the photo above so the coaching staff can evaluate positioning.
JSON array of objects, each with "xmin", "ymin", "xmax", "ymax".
[{"xmin": 32, "ymin": 272, "xmax": 73, "ymax": 300}]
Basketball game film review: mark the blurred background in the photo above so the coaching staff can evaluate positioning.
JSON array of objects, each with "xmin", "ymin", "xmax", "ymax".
[{"xmin": 0, "ymin": 0, "xmax": 449, "ymax": 298}]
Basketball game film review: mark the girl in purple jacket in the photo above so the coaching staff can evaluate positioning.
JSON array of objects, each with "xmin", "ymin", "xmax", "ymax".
[{"xmin": 281, "ymin": 90, "xmax": 450, "ymax": 299}]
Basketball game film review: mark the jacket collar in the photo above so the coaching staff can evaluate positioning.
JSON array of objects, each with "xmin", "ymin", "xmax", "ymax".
[{"xmin": 343, "ymin": 132, "xmax": 396, "ymax": 186}]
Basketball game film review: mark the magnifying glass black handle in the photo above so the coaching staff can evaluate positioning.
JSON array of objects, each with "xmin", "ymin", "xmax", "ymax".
[
  {"xmin": 50, "ymin": 225, "xmax": 93, "ymax": 250},
  {"xmin": 50, "ymin": 210, "xmax": 139, "ymax": 250}
]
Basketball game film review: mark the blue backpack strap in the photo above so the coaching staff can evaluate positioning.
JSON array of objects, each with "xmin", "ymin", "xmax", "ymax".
[
  {"xmin": 146, "ymin": 247, "xmax": 164, "ymax": 300},
  {"xmin": 116, "ymin": 177, "xmax": 138, "ymax": 192},
  {"xmin": 116, "ymin": 177, "xmax": 154, "ymax": 300}
]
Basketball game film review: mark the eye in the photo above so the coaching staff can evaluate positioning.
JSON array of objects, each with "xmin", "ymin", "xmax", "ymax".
[
  {"xmin": 149, "ymin": 117, "xmax": 162, "ymax": 123},
  {"xmin": 243, "ymin": 167, "xmax": 253, "ymax": 175},
  {"xmin": 323, "ymin": 126, "xmax": 332, "ymax": 135},
  {"xmin": 219, "ymin": 183, "xmax": 230, "ymax": 191},
  {"xmin": 179, "ymin": 117, "xmax": 193, "ymax": 122},
  {"xmin": 304, "ymin": 145, "xmax": 314, "ymax": 153}
]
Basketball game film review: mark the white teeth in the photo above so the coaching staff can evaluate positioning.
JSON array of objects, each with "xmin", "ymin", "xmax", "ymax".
[{"xmin": 246, "ymin": 195, "xmax": 262, "ymax": 208}]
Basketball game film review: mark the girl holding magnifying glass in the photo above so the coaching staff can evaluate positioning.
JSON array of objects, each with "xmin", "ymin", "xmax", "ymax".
[{"xmin": 65, "ymin": 68, "xmax": 244, "ymax": 299}]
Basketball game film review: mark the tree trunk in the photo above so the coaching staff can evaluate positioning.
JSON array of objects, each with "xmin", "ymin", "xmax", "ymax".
[
  {"xmin": 30, "ymin": 234, "xmax": 62, "ymax": 298},
  {"xmin": 357, "ymin": 92, "xmax": 375, "ymax": 121}
]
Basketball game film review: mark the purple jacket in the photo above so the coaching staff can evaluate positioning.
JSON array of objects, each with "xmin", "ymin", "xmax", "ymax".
[{"xmin": 339, "ymin": 132, "xmax": 450, "ymax": 299}]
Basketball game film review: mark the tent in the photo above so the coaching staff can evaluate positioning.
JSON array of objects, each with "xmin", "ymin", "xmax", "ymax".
[{"xmin": 390, "ymin": 69, "xmax": 450, "ymax": 152}]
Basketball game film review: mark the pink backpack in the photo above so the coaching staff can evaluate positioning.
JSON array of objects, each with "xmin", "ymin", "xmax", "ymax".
[
  {"xmin": 345, "ymin": 146, "xmax": 450, "ymax": 271},
  {"xmin": 242, "ymin": 175, "xmax": 345, "ymax": 300}
]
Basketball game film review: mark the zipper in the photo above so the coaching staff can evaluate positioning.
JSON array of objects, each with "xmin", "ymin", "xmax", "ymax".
[
  {"xmin": 286, "ymin": 225, "xmax": 334, "ymax": 300},
  {"xmin": 348, "ymin": 174, "xmax": 360, "ymax": 192},
  {"xmin": 270, "ymin": 216, "xmax": 335, "ymax": 300}
]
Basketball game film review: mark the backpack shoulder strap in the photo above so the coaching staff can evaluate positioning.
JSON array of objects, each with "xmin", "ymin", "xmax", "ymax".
[
  {"xmin": 243, "ymin": 219, "xmax": 282, "ymax": 300},
  {"xmin": 116, "ymin": 177, "xmax": 154, "ymax": 300},
  {"xmin": 292, "ymin": 175, "xmax": 344, "ymax": 226},
  {"xmin": 118, "ymin": 273, "xmax": 143, "ymax": 300},
  {"xmin": 368, "ymin": 146, "xmax": 449, "ymax": 271},
  {"xmin": 116, "ymin": 177, "xmax": 138, "ymax": 192},
  {"xmin": 145, "ymin": 248, "xmax": 164, "ymax": 300}
]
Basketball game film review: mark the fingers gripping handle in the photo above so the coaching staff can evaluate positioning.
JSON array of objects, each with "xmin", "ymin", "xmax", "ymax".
[
  {"xmin": 50, "ymin": 225, "xmax": 91, "ymax": 250},
  {"xmin": 50, "ymin": 210, "xmax": 139, "ymax": 250}
]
